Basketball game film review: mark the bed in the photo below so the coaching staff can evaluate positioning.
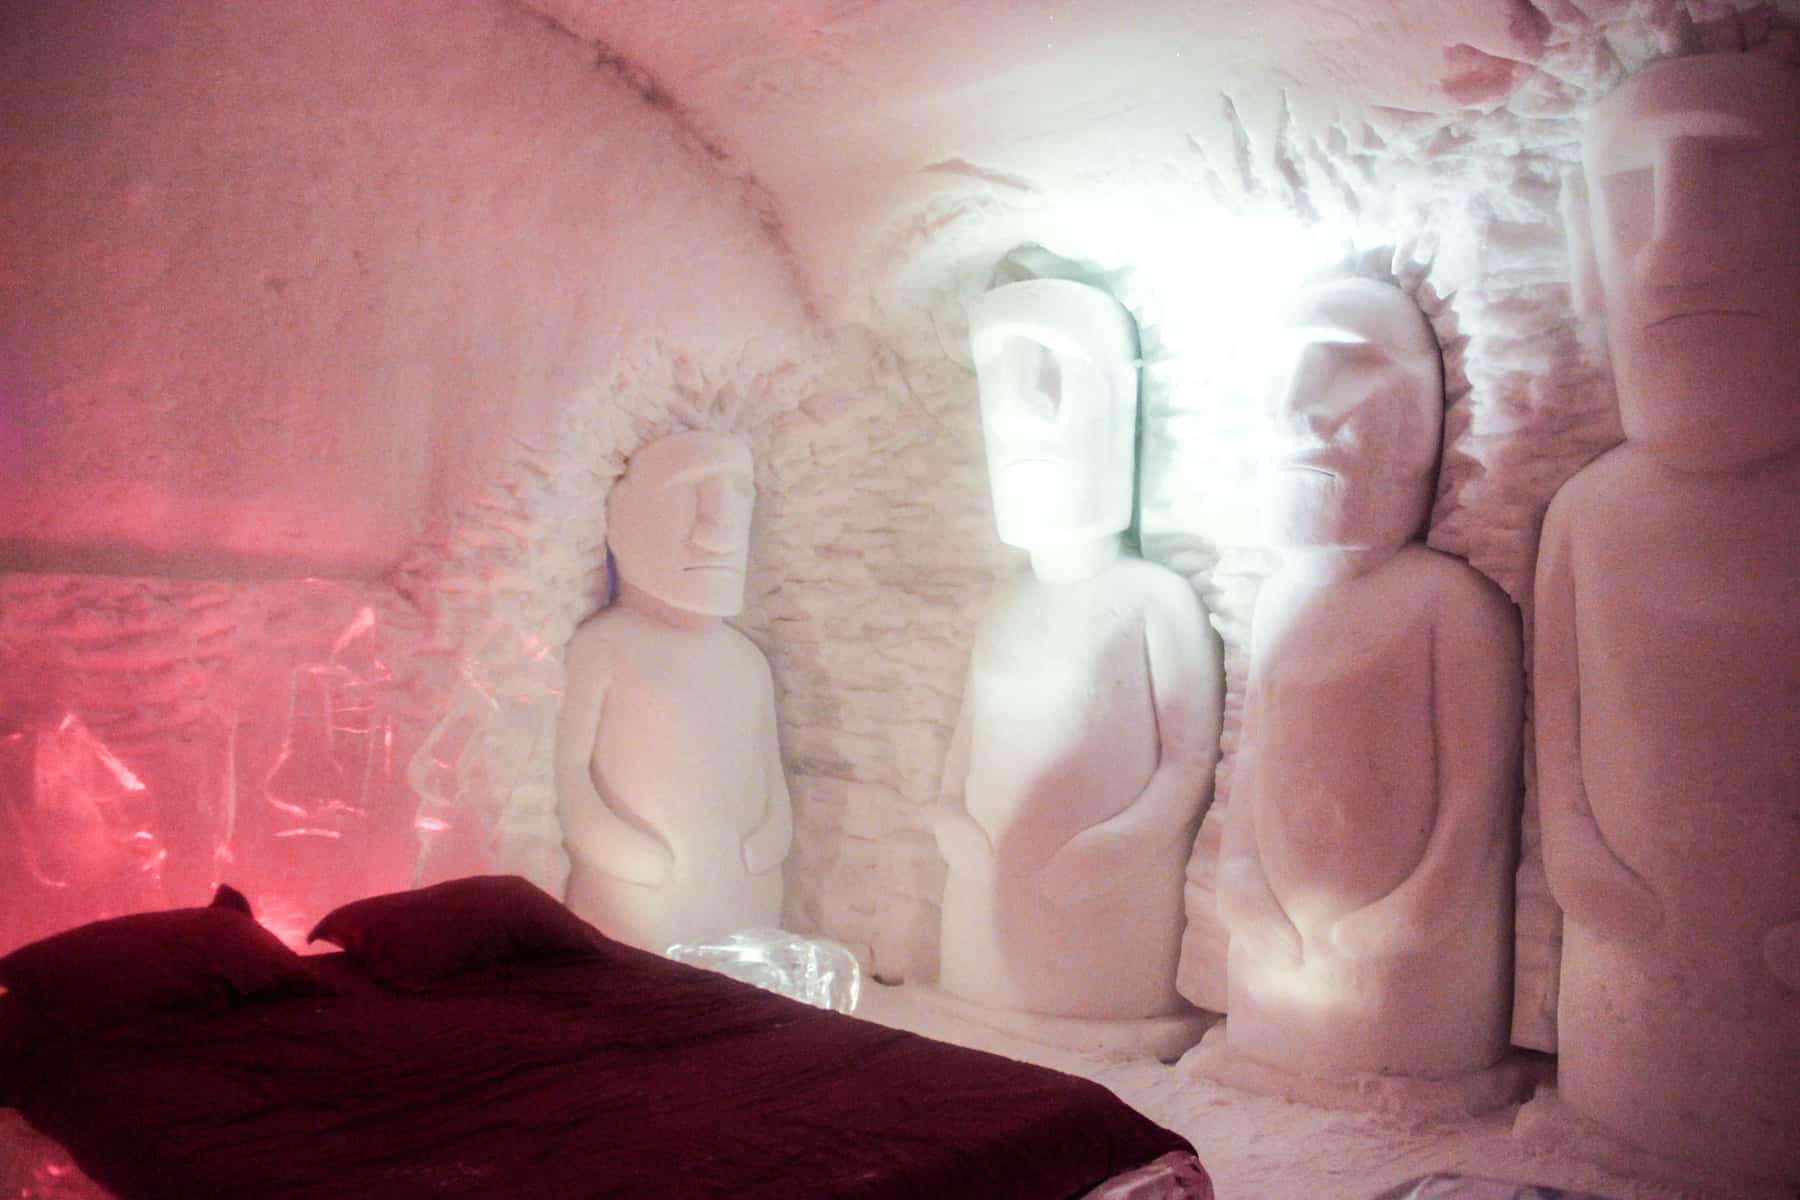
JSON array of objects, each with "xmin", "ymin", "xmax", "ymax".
[{"xmin": 0, "ymin": 877, "xmax": 1211, "ymax": 1200}]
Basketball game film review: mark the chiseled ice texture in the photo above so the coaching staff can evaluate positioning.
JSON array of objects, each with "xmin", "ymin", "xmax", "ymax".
[
  {"xmin": 1539, "ymin": 51, "xmax": 1800, "ymax": 1184},
  {"xmin": 936, "ymin": 271, "xmax": 1221, "ymax": 1020},
  {"xmin": 1218, "ymin": 279, "xmax": 1523, "ymax": 1079},
  {"xmin": 408, "ymin": 619, "xmax": 562, "ymax": 890},
  {"xmin": 0, "ymin": 0, "xmax": 816, "ymax": 953},
  {"xmin": 756, "ymin": 335, "xmax": 1010, "ymax": 984},
  {"xmin": 666, "ymin": 928, "xmax": 862, "ymax": 1014},
  {"xmin": 557, "ymin": 433, "xmax": 792, "ymax": 953}
]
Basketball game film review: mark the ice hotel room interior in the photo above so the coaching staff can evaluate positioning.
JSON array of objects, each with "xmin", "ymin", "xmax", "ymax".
[{"xmin": 1, "ymin": 1, "xmax": 1796, "ymax": 1197}]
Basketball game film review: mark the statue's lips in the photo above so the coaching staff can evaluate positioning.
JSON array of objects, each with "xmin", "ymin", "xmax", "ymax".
[
  {"xmin": 681, "ymin": 563, "xmax": 742, "ymax": 576},
  {"xmin": 1273, "ymin": 462, "xmax": 1339, "ymax": 481},
  {"xmin": 1642, "ymin": 308, "xmax": 1760, "ymax": 332}
]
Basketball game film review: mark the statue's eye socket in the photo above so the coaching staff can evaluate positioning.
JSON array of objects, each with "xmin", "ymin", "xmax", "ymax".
[
  {"xmin": 1601, "ymin": 167, "xmax": 1654, "ymax": 238},
  {"xmin": 1025, "ymin": 352, "xmax": 1062, "ymax": 420}
]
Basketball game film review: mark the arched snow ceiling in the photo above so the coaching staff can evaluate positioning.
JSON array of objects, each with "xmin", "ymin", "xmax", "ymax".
[{"xmin": 523, "ymin": 0, "xmax": 1562, "ymax": 317}]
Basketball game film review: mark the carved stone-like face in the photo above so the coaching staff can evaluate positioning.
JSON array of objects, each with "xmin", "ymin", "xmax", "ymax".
[
  {"xmin": 970, "ymin": 279, "xmax": 1139, "ymax": 551},
  {"xmin": 1583, "ymin": 53, "xmax": 1800, "ymax": 472},
  {"xmin": 607, "ymin": 432, "xmax": 754, "ymax": 618},
  {"xmin": 1263, "ymin": 279, "xmax": 1442, "ymax": 554}
]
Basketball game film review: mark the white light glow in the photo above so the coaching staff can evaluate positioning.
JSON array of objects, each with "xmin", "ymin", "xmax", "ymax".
[{"xmin": 1007, "ymin": 196, "xmax": 1381, "ymax": 566}]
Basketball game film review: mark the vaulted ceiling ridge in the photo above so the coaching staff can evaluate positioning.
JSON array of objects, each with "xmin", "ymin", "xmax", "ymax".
[{"xmin": 503, "ymin": 0, "xmax": 823, "ymax": 326}]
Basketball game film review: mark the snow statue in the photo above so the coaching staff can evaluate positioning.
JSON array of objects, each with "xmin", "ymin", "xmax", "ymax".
[
  {"xmin": 1215, "ymin": 278, "xmax": 1523, "ymax": 1082},
  {"xmin": 1543, "ymin": 51, "xmax": 1800, "ymax": 1183},
  {"xmin": 935, "ymin": 252, "xmax": 1223, "ymax": 1038},
  {"xmin": 556, "ymin": 431, "xmax": 792, "ymax": 954}
]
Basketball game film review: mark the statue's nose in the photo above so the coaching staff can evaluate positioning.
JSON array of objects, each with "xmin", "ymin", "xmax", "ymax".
[
  {"xmin": 1637, "ymin": 136, "xmax": 1735, "ymax": 291},
  {"xmin": 690, "ymin": 479, "xmax": 741, "ymax": 552}
]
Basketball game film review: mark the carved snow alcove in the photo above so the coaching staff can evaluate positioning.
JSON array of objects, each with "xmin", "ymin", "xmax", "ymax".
[{"xmin": 2, "ymin": 2, "xmax": 1796, "ymax": 1198}]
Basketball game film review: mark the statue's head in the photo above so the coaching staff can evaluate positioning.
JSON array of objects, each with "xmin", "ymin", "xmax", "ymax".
[
  {"xmin": 1570, "ymin": 52, "xmax": 1800, "ymax": 472},
  {"xmin": 969, "ymin": 278, "xmax": 1139, "ymax": 551},
  {"xmin": 1263, "ymin": 278, "xmax": 1442, "ymax": 555},
  {"xmin": 607, "ymin": 431, "xmax": 754, "ymax": 618}
]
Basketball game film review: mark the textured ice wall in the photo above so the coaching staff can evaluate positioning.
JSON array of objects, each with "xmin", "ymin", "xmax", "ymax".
[
  {"xmin": 755, "ymin": 328, "xmax": 1011, "ymax": 981},
  {"xmin": 0, "ymin": 0, "xmax": 817, "ymax": 952},
  {"xmin": 782, "ymin": 0, "xmax": 1799, "ymax": 1053}
]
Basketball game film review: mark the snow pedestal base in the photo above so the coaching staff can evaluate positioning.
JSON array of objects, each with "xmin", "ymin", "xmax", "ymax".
[
  {"xmin": 1512, "ymin": 1089, "xmax": 1800, "ymax": 1200},
  {"xmin": 916, "ymin": 985, "xmax": 1216, "ymax": 1064},
  {"xmin": 1180, "ymin": 1023, "xmax": 1539, "ymax": 1120}
]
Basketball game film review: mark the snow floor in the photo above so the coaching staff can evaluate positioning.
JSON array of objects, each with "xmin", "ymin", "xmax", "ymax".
[
  {"xmin": 4, "ymin": 980, "xmax": 1790, "ymax": 1200},
  {"xmin": 854, "ymin": 983, "xmax": 1794, "ymax": 1200}
]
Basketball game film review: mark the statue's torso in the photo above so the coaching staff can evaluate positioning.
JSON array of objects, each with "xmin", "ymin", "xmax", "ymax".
[
  {"xmin": 1225, "ymin": 546, "xmax": 1519, "ymax": 1075},
  {"xmin": 1245, "ymin": 552, "xmax": 1439, "ymax": 935},
  {"xmin": 1566, "ymin": 448, "xmax": 1800, "ymax": 954},
  {"xmin": 1552, "ymin": 447, "xmax": 1800, "ymax": 1178},
  {"xmin": 963, "ymin": 563, "xmax": 1163, "ymax": 857},
  {"xmin": 940, "ymin": 558, "xmax": 1208, "ymax": 1017},
  {"xmin": 589, "ymin": 613, "xmax": 774, "ymax": 865}
]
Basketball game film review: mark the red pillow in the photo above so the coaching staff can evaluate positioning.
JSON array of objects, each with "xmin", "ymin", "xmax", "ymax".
[
  {"xmin": 306, "ymin": 875, "xmax": 607, "ymax": 989},
  {"xmin": 0, "ymin": 885, "xmax": 313, "ymax": 1027}
]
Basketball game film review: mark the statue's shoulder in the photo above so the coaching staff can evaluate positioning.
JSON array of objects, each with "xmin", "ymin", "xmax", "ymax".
[
  {"xmin": 569, "ymin": 607, "xmax": 628, "ymax": 642},
  {"xmin": 1395, "ymin": 543, "xmax": 1498, "ymax": 590},
  {"xmin": 719, "ymin": 619, "xmax": 767, "ymax": 654},
  {"xmin": 570, "ymin": 605, "xmax": 684, "ymax": 658},
  {"xmin": 1110, "ymin": 555, "xmax": 1206, "ymax": 613},
  {"xmin": 1394, "ymin": 546, "xmax": 1519, "ymax": 644},
  {"xmin": 563, "ymin": 612, "xmax": 626, "ymax": 668},
  {"xmin": 718, "ymin": 621, "xmax": 777, "ymax": 677},
  {"xmin": 1543, "ymin": 444, "xmax": 1670, "ymax": 566},
  {"xmin": 1550, "ymin": 442, "xmax": 1649, "ymax": 517}
]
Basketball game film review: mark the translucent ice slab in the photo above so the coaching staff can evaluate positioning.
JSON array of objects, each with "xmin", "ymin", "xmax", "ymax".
[{"xmin": 666, "ymin": 928, "xmax": 861, "ymax": 1014}]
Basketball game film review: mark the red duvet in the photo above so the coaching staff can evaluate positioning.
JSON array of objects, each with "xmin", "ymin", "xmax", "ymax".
[{"xmin": 4, "ymin": 942, "xmax": 1203, "ymax": 1199}]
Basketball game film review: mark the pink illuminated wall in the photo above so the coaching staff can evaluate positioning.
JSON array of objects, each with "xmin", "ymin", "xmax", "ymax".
[
  {"xmin": 0, "ymin": 0, "xmax": 810, "ymax": 581},
  {"xmin": 0, "ymin": 579, "xmax": 428, "ymax": 950},
  {"xmin": 0, "ymin": 0, "xmax": 816, "ymax": 954}
]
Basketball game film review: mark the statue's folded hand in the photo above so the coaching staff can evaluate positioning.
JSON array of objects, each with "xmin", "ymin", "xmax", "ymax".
[
  {"xmin": 741, "ymin": 821, "xmax": 788, "ymax": 876},
  {"xmin": 933, "ymin": 806, "xmax": 994, "ymax": 874},
  {"xmin": 604, "ymin": 831, "xmax": 674, "ymax": 887},
  {"xmin": 1039, "ymin": 827, "xmax": 1134, "ymax": 908},
  {"xmin": 1327, "ymin": 905, "xmax": 1388, "ymax": 960},
  {"xmin": 1547, "ymin": 857, "xmax": 1664, "ymax": 945},
  {"xmin": 1216, "ymin": 857, "xmax": 1302, "ymax": 968},
  {"xmin": 1764, "ymin": 920, "xmax": 1800, "ymax": 992}
]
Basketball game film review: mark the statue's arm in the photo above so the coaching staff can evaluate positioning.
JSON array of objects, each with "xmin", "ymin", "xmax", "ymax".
[
  {"xmin": 553, "ymin": 624, "xmax": 673, "ymax": 886},
  {"xmin": 741, "ymin": 662, "xmax": 793, "ymax": 875},
  {"xmin": 1533, "ymin": 494, "xmax": 1662, "ymax": 942},
  {"xmin": 932, "ymin": 671, "xmax": 991, "ymax": 871},
  {"xmin": 1042, "ymin": 577, "xmax": 1222, "ymax": 907},
  {"xmin": 1214, "ymin": 701, "xmax": 1302, "ymax": 967},
  {"xmin": 1331, "ymin": 573, "xmax": 1524, "ymax": 959}
]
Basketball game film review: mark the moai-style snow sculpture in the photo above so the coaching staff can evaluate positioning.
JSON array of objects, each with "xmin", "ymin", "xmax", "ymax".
[
  {"xmin": 556, "ymin": 431, "xmax": 791, "ymax": 953},
  {"xmin": 1545, "ymin": 52, "xmax": 1800, "ymax": 1182},
  {"xmin": 936, "ymin": 259, "xmax": 1223, "ymax": 1022},
  {"xmin": 1217, "ymin": 278, "xmax": 1523, "ymax": 1079}
]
